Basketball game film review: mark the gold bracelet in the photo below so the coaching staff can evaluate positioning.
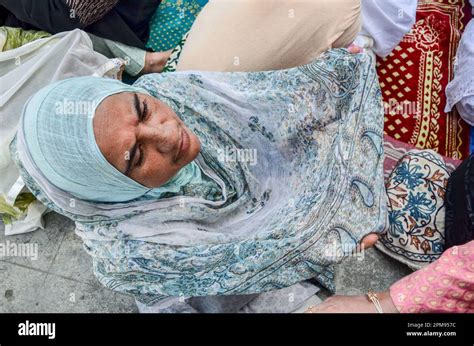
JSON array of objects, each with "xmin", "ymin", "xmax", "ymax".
[{"xmin": 367, "ymin": 289, "xmax": 384, "ymax": 313}]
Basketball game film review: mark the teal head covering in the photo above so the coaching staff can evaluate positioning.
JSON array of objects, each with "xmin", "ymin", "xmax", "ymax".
[{"xmin": 21, "ymin": 76, "xmax": 201, "ymax": 203}]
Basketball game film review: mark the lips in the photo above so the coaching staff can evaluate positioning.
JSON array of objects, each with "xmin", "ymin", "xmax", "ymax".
[{"xmin": 175, "ymin": 127, "xmax": 190, "ymax": 161}]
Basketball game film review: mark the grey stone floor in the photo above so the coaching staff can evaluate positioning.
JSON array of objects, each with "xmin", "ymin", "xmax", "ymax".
[{"xmin": 0, "ymin": 212, "xmax": 412, "ymax": 313}]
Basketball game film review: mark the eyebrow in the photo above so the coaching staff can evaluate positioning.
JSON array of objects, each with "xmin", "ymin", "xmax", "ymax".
[{"xmin": 123, "ymin": 94, "xmax": 142, "ymax": 176}]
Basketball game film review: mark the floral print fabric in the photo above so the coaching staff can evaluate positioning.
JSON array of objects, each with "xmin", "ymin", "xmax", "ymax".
[
  {"xmin": 377, "ymin": 150, "xmax": 449, "ymax": 270},
  {"xmin": 13, "ymin": 49, "xmax": 387, "ymax": 304},
  {"xmin": 390, "ymin": 240, "xmax": 474, "ymax": 313}
]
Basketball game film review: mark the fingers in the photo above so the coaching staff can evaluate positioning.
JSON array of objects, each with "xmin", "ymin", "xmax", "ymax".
[
  {"xmin": 353, "ymin": 233, "xmax": 379, "ymax": 254},
  {"xmin": 347, "ymin": 43, "xmax": 363, "ymax": 54}
]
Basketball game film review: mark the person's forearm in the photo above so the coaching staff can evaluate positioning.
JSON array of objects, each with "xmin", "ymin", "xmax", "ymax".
[
  {"xmin": 379, "ymin": 290, "xmax": 400, "ymax": 313},
  {"xmin": 389, "ymin": 241, "xmax": 474, "ymax": 313}
]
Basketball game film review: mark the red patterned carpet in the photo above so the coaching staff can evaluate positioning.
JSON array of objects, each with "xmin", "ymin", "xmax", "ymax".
[{"xmin": 378, "ymin": 0, "xmax": 473, "ymax": 160}]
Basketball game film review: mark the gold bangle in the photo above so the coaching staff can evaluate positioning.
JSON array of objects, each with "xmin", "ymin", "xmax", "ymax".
[{"xmin": 367, "ymin": 289, "xmax": 384, "ymax": 313}]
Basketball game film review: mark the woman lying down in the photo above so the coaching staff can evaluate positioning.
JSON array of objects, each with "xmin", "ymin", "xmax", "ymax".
[{"xmin": 12, "ymin": 48, "xmax": 386, "ymax": 306}]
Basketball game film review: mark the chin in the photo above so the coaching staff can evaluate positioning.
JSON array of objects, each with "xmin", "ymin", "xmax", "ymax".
[{"xmin": 188, "ymin": 132, "xmax": 201, "ymax": 161}]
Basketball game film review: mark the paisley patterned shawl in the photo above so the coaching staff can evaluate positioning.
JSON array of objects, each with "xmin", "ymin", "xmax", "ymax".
[{"xmin": 13, "ymin": 49, "xmax": 387, "ymax": 304}]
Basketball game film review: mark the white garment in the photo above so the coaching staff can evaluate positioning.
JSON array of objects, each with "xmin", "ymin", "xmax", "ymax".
[
  {"xmin": 0, "ymin": 29, "xmax": 124, "ymax": 235},
  {"xmin": 445, "ymin": 18, "xmax": 474, "ymax": 125},
  {"xmin": 0, "ymin": 30, "xmax": 6, "ymax": 51},
  {"xmin": 359, "ymin": 0, "xmax": 418, "ymax": 58}
]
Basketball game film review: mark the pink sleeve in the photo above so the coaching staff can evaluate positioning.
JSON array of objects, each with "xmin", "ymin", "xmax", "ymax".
[{"xmin": 389, "ymin": 240, "xmax": 474, "ymax": 313}]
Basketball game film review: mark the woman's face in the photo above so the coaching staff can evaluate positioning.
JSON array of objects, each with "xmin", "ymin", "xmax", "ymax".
[{"xmin": 93, "ymin": 92, "xmax": 201, "ymax": 188}]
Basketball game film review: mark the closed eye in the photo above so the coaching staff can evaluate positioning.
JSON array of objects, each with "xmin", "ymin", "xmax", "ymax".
[
  {"xmin": 136, "ymin": 99, "xmax": 149, "ymax": 167},
  {"xmin": 126, "ymin": 94, "xmax": 148, "ymax": 174}
]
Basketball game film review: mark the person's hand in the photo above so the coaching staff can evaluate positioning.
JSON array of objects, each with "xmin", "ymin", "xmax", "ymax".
[
  {"xmin": 305, "ymin": 291, "xmax": 399, "ymax": 313},
  {"xmin": 355, "ymin": 233, "xmax": 379, "ymax": 254},
  {"xmin": 142, "ymin": 49, "xmax": 173, "ymax": 74},
  {"xmin": 347, "ymin": 43, "xmax": 364, "ymax": 54},
  {"xmin": 306, "ymin": 295, "xmax": 377, "ymax": 313}
]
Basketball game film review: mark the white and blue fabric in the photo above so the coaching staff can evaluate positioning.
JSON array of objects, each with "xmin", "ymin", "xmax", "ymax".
[{"xmin": 13, "ymin": 49, "xmax": 387, "ymax": 305}]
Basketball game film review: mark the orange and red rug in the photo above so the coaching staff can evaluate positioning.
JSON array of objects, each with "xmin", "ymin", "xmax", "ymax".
[{"xmin": 378, "ymin": 0, "xmax": 473, "ymax": 160}]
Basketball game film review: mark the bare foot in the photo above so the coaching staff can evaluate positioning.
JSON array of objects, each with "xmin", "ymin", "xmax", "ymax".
[
  {"xmin": 142, "ymin": 49, "xmax": 173, "ymax": 74},
  {"xmin": 305, "ymin": 291, "xmax": 399, "ymax": 313}
]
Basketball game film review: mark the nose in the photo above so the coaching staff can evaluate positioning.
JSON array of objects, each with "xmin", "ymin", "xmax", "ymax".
[{"xmin": 137, "ymin": 121, "xmax": 180, "ymax": 153}]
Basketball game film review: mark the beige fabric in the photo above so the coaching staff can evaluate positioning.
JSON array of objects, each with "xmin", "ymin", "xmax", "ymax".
[{"xmin": 177, "ymin": 0, "xmax": 361, "ymax": 72}]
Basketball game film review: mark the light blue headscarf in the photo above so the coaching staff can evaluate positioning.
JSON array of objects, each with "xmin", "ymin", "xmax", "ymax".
[
  {"xmin": 14, "ymin": 50, "xmax": 387, "ymax": 304},
  {"xmin": 21, "ymin": 77, "xmax": 202, "ymax": 203}
]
